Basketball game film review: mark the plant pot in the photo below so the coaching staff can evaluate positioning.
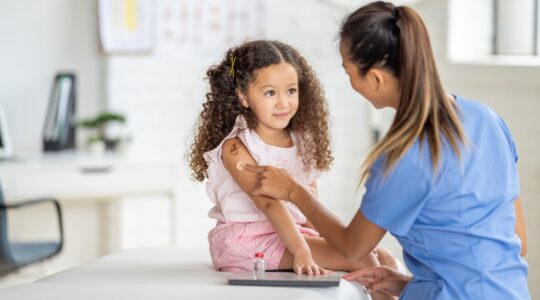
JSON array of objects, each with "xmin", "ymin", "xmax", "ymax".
[
  {"xmin": 104, "ymin": 138, "xmax": 119, "ymax": 151},
  {"xmin": 88, "ymin": 140, "xmax": 106, "ymax": 156}
]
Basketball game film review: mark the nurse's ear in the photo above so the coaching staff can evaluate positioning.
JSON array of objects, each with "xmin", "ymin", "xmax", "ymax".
[
  {"xmin": 236, "ymin": 89, "xmax": 249, "ymax": 108},
  {"xmin": 367, "ymin": 68, "xmax": 386, "ymax": 92}
]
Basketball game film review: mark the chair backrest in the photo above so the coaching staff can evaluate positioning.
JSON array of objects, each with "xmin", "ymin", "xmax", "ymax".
[{"xmin": 0, "ymin": 183, "xmax": 16, "ymax": 273}]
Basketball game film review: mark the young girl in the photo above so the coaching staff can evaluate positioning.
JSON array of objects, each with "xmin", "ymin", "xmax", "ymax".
[{"xmin": 189, "ymin": 39, "xmax": 393, "ymax": 298}]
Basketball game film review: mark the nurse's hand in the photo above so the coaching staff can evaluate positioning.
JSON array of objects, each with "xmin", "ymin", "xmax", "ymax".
[
  {"xmin": 242, "ymin": 163, "xmax": 301, "ymax": 202},
  {"xmin": 342, "ymin": 266, "xmax": 412, "ymax": 297}
]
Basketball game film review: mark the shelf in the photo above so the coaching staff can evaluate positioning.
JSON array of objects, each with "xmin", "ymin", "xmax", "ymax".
[{"xmin": 448, "ymin": 54, "xmax": 540, "ymax": 67}]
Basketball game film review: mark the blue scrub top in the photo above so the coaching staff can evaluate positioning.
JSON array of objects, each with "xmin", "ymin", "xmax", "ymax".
[{"xmin": 360, "ymin": 96, "xmax": 530, "ymax": 299}]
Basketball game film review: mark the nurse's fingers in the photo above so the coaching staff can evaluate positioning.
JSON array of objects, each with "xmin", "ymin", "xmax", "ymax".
[
  {"xmin": 368, "ymin": 281, "xmax": 400, "ymax": 297},
  {"xmin": 351, "ymin": 277, "xmax": 377, "ymax": 285},
  {"xmin": 242, "ymin": 163, "xmax": 266, "ymax": 174},
  {"xmin": 249, "ymin": 177, "xmax": 265, "ymax": 197},
  {"xmin": 342, "ymin": 266, "xmax": 383, "ymax": 281},
  {"xmin": 374, "ymin": 247, "xmax": 399, "ymax": 271}
]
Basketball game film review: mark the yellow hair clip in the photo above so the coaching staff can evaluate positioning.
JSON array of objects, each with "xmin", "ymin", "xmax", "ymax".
[{"xmin": 230, "ymin": 56, "xmax": 236, "ymax": 78}]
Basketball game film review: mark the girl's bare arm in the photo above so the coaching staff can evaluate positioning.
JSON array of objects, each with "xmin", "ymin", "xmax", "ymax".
[{"xmin": 221, "ymin": 138, "xmax": 311, "ymax": 257}]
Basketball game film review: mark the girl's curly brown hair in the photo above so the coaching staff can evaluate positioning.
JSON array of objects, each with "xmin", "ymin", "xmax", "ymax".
[{"xmin": 188, "ymin": 40, "xmax": 333, "ymax": 181}]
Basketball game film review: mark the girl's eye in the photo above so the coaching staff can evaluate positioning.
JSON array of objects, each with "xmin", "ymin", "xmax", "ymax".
[
  {"xmin": 264, "ymin": 90, "xmax": 275, "ymax": 97},
  {"xmin": 288, "ymin": 88, "xmax": 298, "ymax": 95}
]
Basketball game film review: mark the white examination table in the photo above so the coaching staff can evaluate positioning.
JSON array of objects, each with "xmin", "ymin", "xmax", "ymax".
[{"xmin": 0, "ymin": 247, "xmax": 371, "ymax": 300}]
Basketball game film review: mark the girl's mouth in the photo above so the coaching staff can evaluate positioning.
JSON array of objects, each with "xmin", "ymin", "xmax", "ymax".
[{"xmin": 273, "ymin": 112, "xmax": 289, "ymax": 119}]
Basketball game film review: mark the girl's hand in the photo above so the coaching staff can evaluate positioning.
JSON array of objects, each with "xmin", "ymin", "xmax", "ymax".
[
  {"xmin": 242, "ymin": 163, "xmax": 301, "ymax": 202},
  {"xmin": 293, "ymin": 249, "xmax": 327, "ymax": 275},
  {"xmin": 342, "ymin": 266, "xmax": 411, "ymax": 297}
]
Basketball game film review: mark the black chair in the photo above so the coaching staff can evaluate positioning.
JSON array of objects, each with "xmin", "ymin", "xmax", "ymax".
[{"xmin": 0, "ymin": 183, "xmax": 64, "ymax": 277}]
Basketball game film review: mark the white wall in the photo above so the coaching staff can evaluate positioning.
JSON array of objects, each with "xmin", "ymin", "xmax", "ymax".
[{"xmin": 0, "ymin": 0, "xmax": 105, "ymax": 153}]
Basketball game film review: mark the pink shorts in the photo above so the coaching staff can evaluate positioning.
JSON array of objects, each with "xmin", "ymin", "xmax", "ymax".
[{"xmin": 208, "ymin": 221, "xmax": 319, "ymax": 272}]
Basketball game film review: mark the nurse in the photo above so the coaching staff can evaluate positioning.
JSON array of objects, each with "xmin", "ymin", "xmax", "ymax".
[{"xmin": 243, "ymin": 1, "xmax": 530, "ymax": 299}]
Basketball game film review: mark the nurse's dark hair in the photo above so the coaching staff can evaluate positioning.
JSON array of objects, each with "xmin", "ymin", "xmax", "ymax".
[
  {"xmin": 340, "ymin": 1, "xmax": 466, "ymax": 181},
  {"xmin": 188, "ymin": 40, "xmax": 333, "ymax": 181}
]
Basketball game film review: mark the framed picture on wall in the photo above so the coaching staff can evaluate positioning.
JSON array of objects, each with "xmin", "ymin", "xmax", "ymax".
[{"xmin": 98, "ymin": 0, "xmax": 155, "ymax": 54}]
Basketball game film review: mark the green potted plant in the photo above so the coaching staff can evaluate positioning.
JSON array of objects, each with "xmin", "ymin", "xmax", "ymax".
[{"xmin": 79, "ymin": 112, "xmax": 127, "ymax": 151}]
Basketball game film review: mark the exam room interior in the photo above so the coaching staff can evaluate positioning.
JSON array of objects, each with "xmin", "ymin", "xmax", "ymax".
[{"xmin": 0, "ymin": 0, "xmax": 539, "ymax": 297}]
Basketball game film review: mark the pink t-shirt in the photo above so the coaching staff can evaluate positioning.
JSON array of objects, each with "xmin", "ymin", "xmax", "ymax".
[{"xmin": 203, "ymin": 115, "xmax": 320, "ymax": 223}]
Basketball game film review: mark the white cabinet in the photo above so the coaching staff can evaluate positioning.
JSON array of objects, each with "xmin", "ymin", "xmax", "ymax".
[{"xmin": 0, "ymin": 152, "xmax": 180, "ymax": 251}]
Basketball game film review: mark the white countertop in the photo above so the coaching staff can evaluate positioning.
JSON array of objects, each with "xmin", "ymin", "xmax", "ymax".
[{"xmin": 0, "ymin": 247, "xmax": 371, "ymax": 300}]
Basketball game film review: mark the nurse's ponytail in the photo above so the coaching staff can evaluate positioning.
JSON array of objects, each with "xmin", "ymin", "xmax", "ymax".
[{"xmin": 340, "ymin": 1, "xmax": 466, "ymax": 181}]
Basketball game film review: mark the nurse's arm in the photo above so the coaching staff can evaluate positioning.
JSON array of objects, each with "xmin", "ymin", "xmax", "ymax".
[
  {"xmin": 514, "ymin": 197, "xmax": 527, "ymax": 256},
  {"xmin": 243, "ymin": 163, "xmax": 386, "ymax": 260},
  {"xmin": 303, "ymin": 182, "xmax": 319, "ymax": 231},
  {"xmin": 288, "ymin": 185, "xmax": 387, "ymax": 260}
]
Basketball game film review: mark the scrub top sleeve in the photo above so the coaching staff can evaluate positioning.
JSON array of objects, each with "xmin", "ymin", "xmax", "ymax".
[
  {"xmin": 496, "ymin": 116, "xmax": 518, "ymax": 163},
  {"xmin": 360, "ymin": 158, "xmax": 432, "ymax": 236}
]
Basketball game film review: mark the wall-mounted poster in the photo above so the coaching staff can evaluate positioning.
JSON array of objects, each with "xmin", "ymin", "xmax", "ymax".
[
  {"xmin": 99, "ymin": 0, "xmax": 155, "ymax": 54},
  {"xmin": 159, "ymin": 0, "xmax": 268, "ymax": 57}
]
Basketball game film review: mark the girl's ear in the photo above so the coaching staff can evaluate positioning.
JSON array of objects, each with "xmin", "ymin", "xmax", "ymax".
[{"xmin": 236, "ymin": 89, "xmax": 249, "ymax": 108}]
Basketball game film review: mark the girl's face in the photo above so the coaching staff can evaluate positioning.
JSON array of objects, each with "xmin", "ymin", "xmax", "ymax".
[
  {"xmin": 238, "ymin": 62, "xmax": 299, "ymax": 133},
  {"xmin": 339, "ymin": 41, "xmax": 400, "ymax": 109}
]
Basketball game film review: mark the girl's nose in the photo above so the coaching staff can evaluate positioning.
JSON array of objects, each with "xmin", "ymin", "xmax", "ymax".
[{"xmin": 276, "ymin": 95, "xmax": 289, "ymax": 108}]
